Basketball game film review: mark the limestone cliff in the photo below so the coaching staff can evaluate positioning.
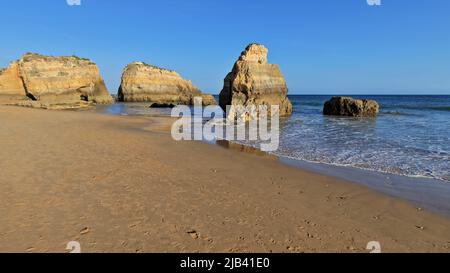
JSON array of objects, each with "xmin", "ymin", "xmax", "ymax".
[
  {"xmin": 118, "ymin": 62, "xmax": 216, "ymax": 106},
  {"xmin": 219, "ymin": 44, "xmax": 293, "ymax": 119},
  {"xmin": 0, "ymin": 53, "xmax": 113, "ymax": 107},
  {"xmin": 0, "ymin": 62, "xmax": 28, "ymax": 103}
]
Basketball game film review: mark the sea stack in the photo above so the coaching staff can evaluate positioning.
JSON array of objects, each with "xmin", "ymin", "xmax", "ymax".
[
  {"xmin": 0, "ymin": 53, "xmax": 113, "ymax": 108},
  {"xmin": 219, "ymin": 43, "xmax": 293, "ymax": 120},
  {"xmin": 323, "ymin": 96, "xmax": 380, "ymax": 117},
  {"xmin": 117, "ymin": 62, "xmax": 216, "ymax": 106}
]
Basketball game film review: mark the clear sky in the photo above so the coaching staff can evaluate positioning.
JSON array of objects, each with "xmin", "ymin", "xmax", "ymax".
[{"xmin": 1, "ymin": 0, "xmax": 449, "ymax": 95}]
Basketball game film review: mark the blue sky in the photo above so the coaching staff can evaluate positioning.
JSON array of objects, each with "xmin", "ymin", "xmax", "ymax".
[{"xmin": 1, "ymin": 0, "xmax": 449, "ymax": 95}]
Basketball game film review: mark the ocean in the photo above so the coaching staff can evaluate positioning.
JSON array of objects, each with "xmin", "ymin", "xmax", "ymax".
[
  {"xmin": 250, "ymin": 95, "xmax": 450, "ymax": 182},
  {"xmin": 101, "ymin": 95, "xmax": 450, "ymax": 183},
  {"xmin": 98, "ymin": 95, "xmax": 450, "ymax": 216}
]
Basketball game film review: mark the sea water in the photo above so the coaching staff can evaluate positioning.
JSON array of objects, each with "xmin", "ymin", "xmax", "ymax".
[
  {"xmin": 237, "ymin": 95, "xmax": 450, "ymax": 183},
  {"xmin": 99, "ymin": 95, "xmax": 450, "ymax": 182}
]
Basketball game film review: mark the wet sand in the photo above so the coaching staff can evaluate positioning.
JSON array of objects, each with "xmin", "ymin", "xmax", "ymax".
[
  {"xmin": 280, "ymin": 157, "xmax": 450, "ymax": 218},
  {"xmin": 0, "ymin": 105, "xmax": 449, "ymax": 253}
]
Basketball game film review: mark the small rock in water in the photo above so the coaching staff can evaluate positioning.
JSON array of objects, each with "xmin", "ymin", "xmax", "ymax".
[
  {"xmin": 323, "ymin": 96, "xmax": 379, "ymax": 117},
  {"xmin": 149, "ymin": 103, "xmax": 177, "ymax": 108}
]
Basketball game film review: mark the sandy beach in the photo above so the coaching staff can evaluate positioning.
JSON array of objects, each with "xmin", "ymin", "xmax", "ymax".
[{"xmin": 0, "ymin": 105, "xmax": 449, "ymax": 253}]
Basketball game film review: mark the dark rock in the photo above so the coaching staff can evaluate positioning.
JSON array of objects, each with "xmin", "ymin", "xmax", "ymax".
[
  {"xmin": 149, "ymin": 103, "xmax": 177, "ymax": 108},
  {"xmin": 323, "ymin": 96, "xmax": 379, "ymax": 117}
]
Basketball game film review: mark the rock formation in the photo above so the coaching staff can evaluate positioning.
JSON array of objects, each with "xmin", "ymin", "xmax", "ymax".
[
  {"xmin": 198, "ymin": 94, "xmax": 217, "ymax": 107},
  {"xmin": 0, "ymin": 53, "xmax": 113, "ymax": 108},
  {"xmin": 0, "ymin": 62, "xmax": 28, "ymax": 103},
  {"xmin": 219, "ymin": 43, "xmax": 293, "ymax": 119},
  {"xmin": 149, "ymin": 102, "xmax": 177, "ymax": 108},
  {"xmin": 323, "ymin": 96, "xmax": 380, "ymax": 117},
  {"xmin": 118, "ymin": 62, "xmax": 216, "ymax": 106}
]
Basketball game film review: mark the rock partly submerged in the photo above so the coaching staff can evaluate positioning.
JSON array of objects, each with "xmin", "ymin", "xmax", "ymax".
[
  {"xmin": 219, "ymin": 43, "xmax": 293, "ymax": 120},
  {"xmin": 323, "ymin": 96, "xmax": 380, "ymax": 117},
  {"xmin": 0, "ymin": 53, "xmax": 113, "ymax": 108},
  {"xmin": 149, "ymin": 102, "xmax": 177, "ymax": 108},
  {"xmin": 117, "ymin": 62, "xmax": 216, "ymax": 106}
]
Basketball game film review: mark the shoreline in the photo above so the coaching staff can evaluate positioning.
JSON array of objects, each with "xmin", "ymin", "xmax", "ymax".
[
  {"xmin": 211, "ymin": 140, "xmax": 450, "ymax": 219},
  {"xmin": 97, "ymin": 103, "xmax": 450, "ymax": 219},
  {"xmin": 281, "ymin": 157, "xmax": 450, "ymax": 219},
  {"xmin": 1, "ymin": 105, "xmax": 449, "ymax": 253}
]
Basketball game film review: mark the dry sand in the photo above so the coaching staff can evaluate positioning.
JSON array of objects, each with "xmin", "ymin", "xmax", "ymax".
[{"xmin": 0, "ymin": 105, "xmax": 449, "ymax": 253}]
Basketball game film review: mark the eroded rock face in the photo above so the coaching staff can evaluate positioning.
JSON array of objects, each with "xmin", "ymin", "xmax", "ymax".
[
  {"xmin": 323, "ymin": 97, "xmax": 380, "ymax": 117},
  {"xmin": 0, "ymin": 53, "xmax": 113, "ymax": 108},
  {"xmin": 19, "ymin": 53, "xmax": 113, "ymax": 104},
  {"xmin": 0, "ymin": 62, "xmax": 28, "ymax": 103},
  {"xmin": 118, "ymin": 62, "xmax": 216, "ymax": 106},
  {"xmin": 219, "ymin": 44, "xmax": 293, "ymax": 119}
]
